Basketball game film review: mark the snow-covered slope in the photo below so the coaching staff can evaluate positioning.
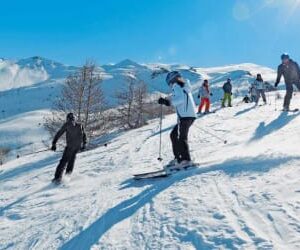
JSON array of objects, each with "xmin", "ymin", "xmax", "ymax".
[
  {"xmin": 0, "ymin": 57, "xmax": 278, "ymax": 163},
  {"xmin": 1, "ymin": 90, "xmax": 300, "ymax": 249}
]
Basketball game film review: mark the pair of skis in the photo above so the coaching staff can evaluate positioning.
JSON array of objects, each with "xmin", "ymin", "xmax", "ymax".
[
  {"xmin": 133, "ymin": 163, "xmax": 199, "ymax": 180},
  {"xmin": 197, "ymin": 110, "xmax": 216, "ymax": 118},
  {"xmin": 280, "ymin": 108, "xmax": 299, "ymax": 112}
]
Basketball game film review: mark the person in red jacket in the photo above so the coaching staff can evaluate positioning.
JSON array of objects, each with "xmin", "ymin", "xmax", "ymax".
[{"xmin": 197, "ymin": 79, "xmax": 212, "ymax": 114}]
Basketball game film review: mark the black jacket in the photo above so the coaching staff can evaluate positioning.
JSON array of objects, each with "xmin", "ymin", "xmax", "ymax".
[
  {"xmin": 223, "ymin": 81, "xmax": 232, "ymax": 94},
  {"xmin": 52, "ymin": 121, "xmax": 87, "ymax": 150},
  {"xmin": 275, "ymin": 59, "xmax": 300, "ymax": 85}
]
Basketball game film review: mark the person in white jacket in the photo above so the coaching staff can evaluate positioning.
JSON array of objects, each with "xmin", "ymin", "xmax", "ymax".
[
  {"xmin": 253, "ymin": 73, "xmax": 267, "ymax": 105},
  {"xmin": 158, "ymin": 71, "xmax": 197, "ymax": 168},
  {"xmin": 197, "ymin": 79, "xmax": 212, "ymax": 113}
]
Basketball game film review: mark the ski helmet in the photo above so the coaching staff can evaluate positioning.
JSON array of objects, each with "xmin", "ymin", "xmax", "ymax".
[
  {"xmin": 166, "ymin": 71, "xmax": 181, "ymax": 85},
  {"xmin": 66, "ymin": 112, "xmax": 75, "ymax": 121},
  {"xmin": 227, "ymin": 78, "xmax": 231, "ymax": 82},
  {"xmin": 281, "ymin": 53, "xmax": 290, "ymax": 61}
]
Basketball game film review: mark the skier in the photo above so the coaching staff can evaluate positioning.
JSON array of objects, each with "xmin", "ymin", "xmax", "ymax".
[
  {"xmin": 274, "ymin": 53, "xmax": 300, "ymax": 111},
  {"xmin": 51, "ymin": 113, "xmax": 87, "ymax": 184},
  {"xmin": 197, "ymin": 79, "xmax": 212, "ymax": 114},
  {"xmin": 249, "ymin": 84, "xmax": 257, "ymax": 103},
  {"xmin": 158, "ymin": 71, "xmax": 197, "ymax": 169},
  {"xmin": 222, "ymin": 78, "xmax": 232, "ymax": 107},
  {"xmin": 253, "ymin": 73, "xmax": 267, "ymax": 105}
]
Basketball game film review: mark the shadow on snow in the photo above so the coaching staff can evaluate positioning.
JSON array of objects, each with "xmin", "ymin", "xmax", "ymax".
[
  {"xmin": 60, "ymin": 154, "xmax": 300, "ymax": 250},
  {"xmin": 0, "ymin": 154, "xmax": 59, "ymax": 182},
  {"xmin": 249, "ymin": 112, "xmax": 300, "ymax": 142},
  {"xmin": 235, "ymin": 105, "xmax": 256, "ymax": 117}
]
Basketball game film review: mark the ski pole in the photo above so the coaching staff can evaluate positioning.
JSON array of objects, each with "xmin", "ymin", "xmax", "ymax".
[
  {"xmin": 194, "ymin": 124, "xmax": 227, "ymax": 144},
  {"xmin": 267, "ymin": 90, "xmax": 271, "ymax": 105},
  {"xmin": 17, "ymin": 148, "xmax": 49, "ymax": 158},
  {"xmin": 157, "ymin": 104, "xmax": 163, "ymax": 161},
  {"xmin": 275, "ymin": 90, "xmax": 277, "ymax": 111}
]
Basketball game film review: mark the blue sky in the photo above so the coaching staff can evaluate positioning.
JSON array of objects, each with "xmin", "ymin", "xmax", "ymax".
[{"xmin": 1, "ymin": 0, "xmax": 300, "ymax": 68}]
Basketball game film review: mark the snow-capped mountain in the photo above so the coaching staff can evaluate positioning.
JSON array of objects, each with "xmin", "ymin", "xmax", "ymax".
[
  {"xmin": 0, "ymin": 57, "xmax": 277, "ymax": 161},
  {"xmin": 0, "ymin": 56, "xmax": 77, "ymax": 91}
]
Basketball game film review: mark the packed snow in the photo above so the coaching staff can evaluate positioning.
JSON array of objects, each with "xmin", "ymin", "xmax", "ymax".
[{"xmin": 1, "ymin": 89, "xmax": 300, "ymax": 249}]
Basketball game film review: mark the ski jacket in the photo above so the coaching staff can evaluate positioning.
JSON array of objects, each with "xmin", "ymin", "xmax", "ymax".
[
  {"xmin": 275, "ymin": 59, "xmax": 300, "ymax": 85},
  {"xmin": 171, "ymin": 80, "xmax": 197, "ymax": 118},
  {"xmin": 53, "ymin": 121, "xmax": 87, "ymax": 150},
  {"xmin": 253, "ymin": 80, "xmax": 266, "ymax": 90},
  {"xmin": 198, "ymin": 85, "xmax": 210, "ymax": 98},
  {"xmin": 249, "ymin": 85, "xmax": 257, "ymax": 96},
  {"xmin": 223, "ymin": 82, "xmax": 232, "ymax": 94}
]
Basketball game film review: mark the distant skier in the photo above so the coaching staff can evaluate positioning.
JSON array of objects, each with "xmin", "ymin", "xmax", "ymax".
[
  {"xmin": 222, "ymin": 78, "xmax": 232, "ymax": 107},
  {"xmin": 51, "ymin": 113, "xmax": 87, "ymax": 184},
  {"xmin": 158, "ymin": 71, "xmax": 197, "ymax": 169},
  {"xmin": 253, "ymin": 73, "xmax": 267, "ymax": 105},
  {"xmin": 197, "ymin": 79, "xmax": 212, "ymax": 114},
  {"xmin": 249, "ymin": 84, "xmax": 257, "ymax": 103},
  {"xmin": 274, "ymin": 53, "xmax": 300, "ymax": 111}
]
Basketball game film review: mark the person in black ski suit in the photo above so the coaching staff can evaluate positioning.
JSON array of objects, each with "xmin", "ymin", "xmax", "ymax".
[
  {"xmin": 274, "ymin": 53, "xmax": 300, "ymax": 111},
  {"xmin": 158, "ymin": 71, "xmax": 197, "ymax": 169},
  {"xmin": 51, "ymin": 113, "xmax": 87, "ymax": 183}
]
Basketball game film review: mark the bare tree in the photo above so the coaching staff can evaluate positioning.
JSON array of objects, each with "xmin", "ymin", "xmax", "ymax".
[
  {"xmin": 44, "ymin": 61, "xmax": 107, "ymax": 140},
  {"xmin": 114, "ymin": 74, "xmax": 149, "ymax": 130}
]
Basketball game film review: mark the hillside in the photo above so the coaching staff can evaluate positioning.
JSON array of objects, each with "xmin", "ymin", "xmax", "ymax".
[
  {"xmin": 1, "ymin": 90, "xmax": 300, "ymax": 249},
  {"xmin": 0, "ymin": 57, "xmax": 278, "ymax": 162}
]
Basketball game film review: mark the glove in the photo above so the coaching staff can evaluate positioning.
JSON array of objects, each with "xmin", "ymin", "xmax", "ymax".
[
  {"xmin": 210, "ymin": 93, "xmax": 213, "ymax": 96},
  {"xmin": 197, "ymin": 95, "xmax": 200, "ymax": 98},
  {"xmin": 51, "ymin": 144, "xmax": 56, "ymax": 151},
  {"xmin": 231, "ymin": 92, "xmax": 233, "ymax": 96},
  {"xmin": 81, "ymin": 144, "xmax": 86, "ymax": 151},
  {"xmin": 158, "ymin": 97, "xmax": 171, "ymax": 106}
]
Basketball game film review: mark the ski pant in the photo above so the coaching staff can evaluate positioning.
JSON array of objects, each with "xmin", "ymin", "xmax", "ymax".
[
  {"xmin": 222, "ymin": 93, "xmax": 232, "ymax": 107},
  {"xmin": 54, "ymin": 147, "xmax": 79, "ymax": 180},
  {"xmin": 198, "ymin": 97, "xmax": 210, "ymax": 112},
  {"xmin": 250, "ymin": 95, "xmax": 257, "ymax": 103},
  {"xmin": 256, "ymin": 89, "xmax": 266, "ymax": 104},
  {"xmin": 170, "ymin": 118, "xmax": 195, "ymax": 162},
  {"xmin": 284, "ymin": 82, "xmax": 300, "ymax": 109}
]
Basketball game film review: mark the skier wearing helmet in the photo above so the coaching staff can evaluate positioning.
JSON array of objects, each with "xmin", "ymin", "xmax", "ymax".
[
  {"xmin": 51, "ymin": 112, "xmax": 87, "ymax": 184},
  {"xmin": 274, "ymin": 53, "xmax": 300, "ymax": 111},
  {"xmin": 158, "ymin": 71, "xmax": 197, "ymax": 169}
]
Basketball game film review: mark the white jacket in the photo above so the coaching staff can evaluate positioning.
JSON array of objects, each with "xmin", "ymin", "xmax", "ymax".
[
  {"xmin": 198, "ymin": 86, "xmax": 210, "ymax": 98},
  {"xmin": 170, "ymin": 80, "xmax": 197, "ymax": 118},
  {"xmin": 253, "ymin": 80, "xmax": 266, "ymax": 90}
]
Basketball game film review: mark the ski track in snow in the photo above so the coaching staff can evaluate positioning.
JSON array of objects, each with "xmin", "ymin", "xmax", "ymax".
[{"xmin": 1, "ymin": 92, "xmax": 300, "ymax": 249}]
